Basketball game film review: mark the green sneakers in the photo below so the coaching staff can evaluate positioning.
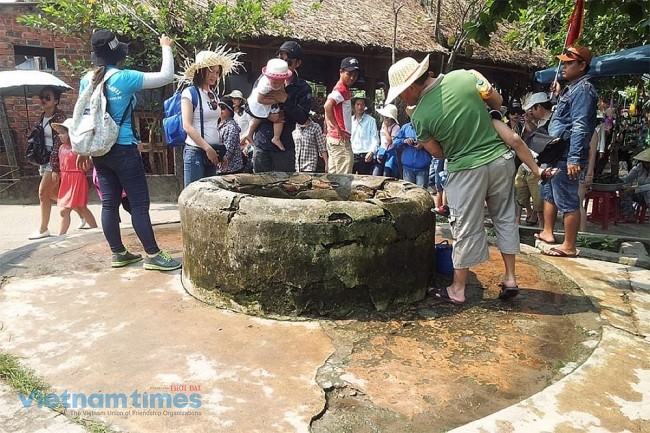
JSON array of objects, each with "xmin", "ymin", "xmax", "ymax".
[
  {"xmin": 143, "ymin": 250, "xmax": 182, "ymax": 271},
  {"xmin": 111, "ymin": 250, "xmax": 143, "ymax": 268}
]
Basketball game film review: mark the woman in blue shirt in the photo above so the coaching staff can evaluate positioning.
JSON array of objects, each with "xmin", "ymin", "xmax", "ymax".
[{"xmin": 76, "ymin": 30, "xmax": 180, "ymax": 271}]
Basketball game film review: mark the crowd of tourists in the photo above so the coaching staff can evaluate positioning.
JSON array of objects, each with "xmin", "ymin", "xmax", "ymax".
[{"xmin": 25, "ymin": 30, "xmax": 649, "ymax": 295}]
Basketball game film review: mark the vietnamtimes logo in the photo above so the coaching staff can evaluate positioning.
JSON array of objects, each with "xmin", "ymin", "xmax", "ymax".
[{"xmin": 19, "ymin": 389, "xmax": 202, "ymax": 410}]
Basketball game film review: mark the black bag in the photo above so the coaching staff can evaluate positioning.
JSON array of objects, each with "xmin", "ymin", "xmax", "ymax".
[
  {"xmin": 25, "ymin": 124, "xmax": 51, "ymax": 166},
  {"xmin": 525, "ymin": 127, "xmax": 566, "ymax": 164}
]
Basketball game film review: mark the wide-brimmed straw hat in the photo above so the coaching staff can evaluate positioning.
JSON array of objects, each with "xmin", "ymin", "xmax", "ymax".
[
  {"xmin": 91, "ymin": 30, "xmax": 128, "ymax": 66},
  {"xmin": 377, "ymin": 104, "xmax": 398, "ymax": 122},
  {"xmin": 262, "ymin": 58, "xmax": 293, "ymax": 80},
  {"xmin": 51, "ymin": 118, "xmax": 74, "ymax": 134},
  {"xmin": 179, "ymin": 46, "xmax": 244, "ymax": 83},
  {"xmin": 634, "ymin": 147, "xmax": 650, "ymax": 162},
  {"xmin": 385, "ymin": 54, "xmax": 430, "ymax": 105}
]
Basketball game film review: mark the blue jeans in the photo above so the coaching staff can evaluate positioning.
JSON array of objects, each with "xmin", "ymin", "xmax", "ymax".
[
  {"xmin": 403, "ymin": 168, "xmax": 430, "ymax": 188},
  {"xmin": 183, "ymin": 145, "xmax": 217, "ymax": 188},
  {"xmin": 541, "ymin": 160, "xmax": 583, "ymax": 213},
  {"xmin": 92, "ymin": 144, "xmax": 159, "ymax": 255}
]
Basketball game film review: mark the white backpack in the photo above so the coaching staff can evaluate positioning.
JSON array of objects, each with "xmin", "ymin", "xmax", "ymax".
[{"xmin": 69, "ymin": 69, "xmax": 128, "ymax": 157}]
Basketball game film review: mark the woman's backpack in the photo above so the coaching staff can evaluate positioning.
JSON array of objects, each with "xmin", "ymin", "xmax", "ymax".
[
  {"xmin": 162, "ymin": 86, "xmax": 200, "ymax": 147},
  {"xmin": 68, "ymin": 69, "xmax": 128, "ymax": 157}
]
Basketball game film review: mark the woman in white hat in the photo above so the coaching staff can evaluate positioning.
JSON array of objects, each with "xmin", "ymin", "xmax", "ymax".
[
  {"xmin": 244, "ymin": 58, "xmax": 293, "ymax": 151},
  {"xmin": 76, "ymin": 30, "xmax": 180, "ymax": 271},
  {"xmin": 372, "ymin": 104, "xmax": 400, "ymax": 177},
  {"xmin": 180, "ymin": 47, "xmax": 243, "ymax": 186}
]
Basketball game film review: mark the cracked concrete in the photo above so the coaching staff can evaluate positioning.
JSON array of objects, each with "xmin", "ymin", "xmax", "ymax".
[{"xmin": 1, "ymin": 203, "xmax": 649, "ymax": 432}]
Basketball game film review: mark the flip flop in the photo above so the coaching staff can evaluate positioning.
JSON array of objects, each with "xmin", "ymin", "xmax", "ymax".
[
  {"xmin": 497, "ymin": 282, "xmax": 519, "ymax": 299},
  {"xmin": 433, "ymin": 287, "xmax": 464, "ymax": 305},
  {"xmin": 541, "ymin": 247, "xmax": 577, "ymax": 258},
  {"xmin": 534, "ymin": 233, "xmax": 557, "ymax": 244}
]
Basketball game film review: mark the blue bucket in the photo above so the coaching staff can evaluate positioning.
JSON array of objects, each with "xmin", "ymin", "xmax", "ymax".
[{"xmin": 435, "ymin": 240, "xmax": 454, "ymax": 275}]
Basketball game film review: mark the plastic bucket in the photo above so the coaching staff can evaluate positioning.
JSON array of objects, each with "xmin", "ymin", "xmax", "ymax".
[{"xmin": 435, "ymin": 240, "xmax": 454, "ymax": 275}]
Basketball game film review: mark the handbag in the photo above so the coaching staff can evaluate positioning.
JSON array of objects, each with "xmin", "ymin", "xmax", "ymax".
[
  {"xmin": 525, "ymin": 127, "xmax": 566, "ymax": 164},
  {"xmin": 25, "ymin": 123, "xmax": 51, "ymax": 165}
]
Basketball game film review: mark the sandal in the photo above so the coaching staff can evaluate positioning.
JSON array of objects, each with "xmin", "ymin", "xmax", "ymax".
[
  {"xmin": 540, "ymin": 167, "xmax": 560, "ymax": 185},
  {"xmin": 497, "ymin": 283, "xmax": 519, "ymax": 300}
]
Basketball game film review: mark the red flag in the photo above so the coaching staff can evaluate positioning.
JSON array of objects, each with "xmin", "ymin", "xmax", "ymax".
[{"xmin": 565, "ymin": 0, "xmax": 585, "ymax": 46}]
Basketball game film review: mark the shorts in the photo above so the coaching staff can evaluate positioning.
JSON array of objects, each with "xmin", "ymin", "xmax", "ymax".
[
  {"xmin": 541, "ymin": 160, "xmax": 583, "ymax": 213},
  {"xmin": 39, "ymin": 162, "xmax": 53, "ymax": 176}
]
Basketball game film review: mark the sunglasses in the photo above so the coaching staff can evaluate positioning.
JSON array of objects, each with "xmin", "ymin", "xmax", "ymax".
[
  {"xmin": 39, "ymin": 95, "xmax": 53, "ymax": 101},
  {"xmin": 563, "ymin": 48, "xmax": 585, "ymax": 63},
  {"xmin": 207, "ymin": 91, "xmax": 219, "ymax": 111}
]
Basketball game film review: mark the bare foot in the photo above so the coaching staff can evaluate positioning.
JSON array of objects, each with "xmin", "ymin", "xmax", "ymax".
[
  {"xmin": 271, "ymin": 137, "xmax": 285, "ymax": 151},
  {"xmin": 534, "ymin": 232, "xmax": 556, "ymax": 244}
]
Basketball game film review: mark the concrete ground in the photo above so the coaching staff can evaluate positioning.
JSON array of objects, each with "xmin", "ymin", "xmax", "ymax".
[{"xmin": 0, "ymin": 203, "xmax": 649, "ymax": 432}]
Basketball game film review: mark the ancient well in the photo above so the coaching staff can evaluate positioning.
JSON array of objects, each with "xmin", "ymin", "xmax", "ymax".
[{"xmin": 179, "ymin": 172, "xmax": 436, "ymax": 316}]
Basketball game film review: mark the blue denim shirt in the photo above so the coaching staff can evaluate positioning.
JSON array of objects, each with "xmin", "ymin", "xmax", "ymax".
[{"xmin": 548, "ymin": 74, "xmax": 597, "ymax": 165}]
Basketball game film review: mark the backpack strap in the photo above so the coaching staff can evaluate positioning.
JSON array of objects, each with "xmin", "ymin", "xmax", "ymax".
[{"xmin": 188, "ymin": 86, "xmax": 204, "ymax": 139}]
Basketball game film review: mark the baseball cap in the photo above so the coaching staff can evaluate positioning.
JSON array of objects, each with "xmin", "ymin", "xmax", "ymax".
[
  {"xmin": 507, "ymin": 100, "xmax": 524, "ymax": 115},
  {"xmin": 557, "ymin": 46, "xmax": 593, "ymax": 64},
  {"xmin": 522, "ymin": 92, "xmax": 551, "ymax": 111},
  {"xmin": 277, "ymin": 41, "xmax": 303, "ymax": 60},
  {"xmin": 340, "ymin": 57, "xmax": 360, "ymax": 72}
]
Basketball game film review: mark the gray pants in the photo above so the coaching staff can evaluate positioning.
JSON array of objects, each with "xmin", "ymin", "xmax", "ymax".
[{"xmin": 446, "ymin": 152, "xmax": 519, "ymax": 269}]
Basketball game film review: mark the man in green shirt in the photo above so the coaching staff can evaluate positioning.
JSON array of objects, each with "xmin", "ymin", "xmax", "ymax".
[{"xmin": 385, "ymin": 55, "xmax": 520, "ymax": 304}]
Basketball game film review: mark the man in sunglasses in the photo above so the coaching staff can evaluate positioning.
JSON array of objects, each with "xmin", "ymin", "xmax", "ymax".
[
  {"xmin": 536, "ymin": 45, "xmax": 597, "ymax": 258},
  {"xmin": 250, "ymin": 41, "xmax": 313, "ymax": 173}
]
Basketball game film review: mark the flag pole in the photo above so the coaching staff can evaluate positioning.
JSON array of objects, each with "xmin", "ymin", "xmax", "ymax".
[{"xmin": 552, "ymin": 22, "xmax": 573, "ymax": 87}]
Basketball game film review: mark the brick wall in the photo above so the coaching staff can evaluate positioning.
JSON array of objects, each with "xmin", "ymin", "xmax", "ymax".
[{"xmin": 0, "ymin": 3, "xmax": 90, "ymax": 173}]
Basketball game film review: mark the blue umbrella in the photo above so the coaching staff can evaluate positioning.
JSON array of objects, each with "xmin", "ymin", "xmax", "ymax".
[{"xmin": 534, "ymin": 45, "xmax": 650, "ymax": 83}]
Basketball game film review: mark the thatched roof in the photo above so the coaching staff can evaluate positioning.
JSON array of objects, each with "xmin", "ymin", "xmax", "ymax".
[
  {"xmin": 261, "ymin": 0, "xmax": 446, "ymax": 55},
  {"xmin": 178, "ymin": 0, "xmax": 549, "ymax": 69}
]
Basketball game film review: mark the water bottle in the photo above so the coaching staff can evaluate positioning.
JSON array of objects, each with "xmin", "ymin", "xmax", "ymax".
[{"xmin": 476, "ymin": 79, "xmax": 493, "ymax": 100}]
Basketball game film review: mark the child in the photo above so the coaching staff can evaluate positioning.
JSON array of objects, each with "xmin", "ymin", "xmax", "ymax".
[
  {"xmin": 245, "ymin": 58, "xmax": 293, "ymax": 151},
  {"xmin": 51, "ymin": 119, "xmax": 97, "ymax": 235}
]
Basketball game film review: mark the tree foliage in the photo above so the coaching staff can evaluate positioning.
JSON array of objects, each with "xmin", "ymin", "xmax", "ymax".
[
  {"xmin": 477, "ymin": 0, "xmax": 649, "ymax": 59},
  {"xmin": 18, "ymin": 0, "xmax": 292, "ymax": 71}
]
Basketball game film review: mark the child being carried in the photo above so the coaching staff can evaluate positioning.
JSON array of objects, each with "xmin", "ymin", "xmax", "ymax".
[{"xmin": 244, "ymin": 58, "xmax": 293, "ymax": 151}]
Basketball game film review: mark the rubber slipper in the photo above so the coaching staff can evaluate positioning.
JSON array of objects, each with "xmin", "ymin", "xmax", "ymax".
[
  {"xmin": 497, "ymin": 282, "xmax": 519, "ymax": 299},
  {"xmin": 433, "ymin": 287, "xmax": 464, "ymax": 305},
  {"xmin": 541, "ymin": 247, "xmax": 577, "ymax": 258},
  {"xmin": 534, "ymin": 233, "xmax": 556, "ymax": 244}
]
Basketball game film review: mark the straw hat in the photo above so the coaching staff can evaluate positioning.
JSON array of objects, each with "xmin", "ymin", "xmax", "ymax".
[
  {"xmin": 385, "ymin": 54, "xmax": 430, "ymax": 105},
  {"xmin": 262, "ymin": 58, "xmax": 292, "ymax": 80},
  {"xmin": 51, "ymin": 118, "xmax": 74, "ymax": 134},
  {"xmin": 180, "ymin": 46, "xmax": 244, "ymax": 83},
  {"xmin": 377, "ymin": 104, "xmax": 398, "ymax": 122},
  {"xmin": 634, "ymin": 147, "xmax": 650, "ymax": 162}
]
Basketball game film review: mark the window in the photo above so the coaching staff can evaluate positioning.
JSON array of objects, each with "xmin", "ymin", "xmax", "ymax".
[{"xmin": 14, "ymin": 46, "xmax": 55, "ymax": 70}]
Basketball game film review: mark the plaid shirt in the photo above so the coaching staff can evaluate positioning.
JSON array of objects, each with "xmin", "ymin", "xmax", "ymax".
[
  {"xmin": 217, "ymin": 117, "xmax": 243, "ymax": 173},
  {"xmin": 293, "ymin": 121, "xmax": 326, "ymax": 172}
]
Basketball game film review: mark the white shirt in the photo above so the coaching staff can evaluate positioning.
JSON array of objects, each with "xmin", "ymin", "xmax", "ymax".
[
  {"xmin": 350, "ymin": 113, "xmax": 379, "ymax": 154},
  {"xmin": 182, "ymin": 87, "xmax": 221, "ymax": 147}
]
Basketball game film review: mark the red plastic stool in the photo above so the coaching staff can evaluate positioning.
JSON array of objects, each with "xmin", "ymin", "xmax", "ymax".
[{"xmin": 585, "ymin": 190, "xmax": 619, "ymax": 230}]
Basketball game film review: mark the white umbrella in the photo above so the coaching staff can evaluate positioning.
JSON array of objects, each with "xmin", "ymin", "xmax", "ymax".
[{"xmin": 0, "ymin": 70, "xmax": 73, "ymax": 127}]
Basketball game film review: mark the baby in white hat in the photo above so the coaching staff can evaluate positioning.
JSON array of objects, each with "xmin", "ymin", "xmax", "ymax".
[{"xmin": 245, "ymin": 58, "xmax": 293, "ymax": 151}]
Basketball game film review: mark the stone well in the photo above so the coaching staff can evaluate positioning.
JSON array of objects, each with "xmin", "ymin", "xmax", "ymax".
[{"xmin": 179, "ymin": 172, "xmax": 436, "ymax": 317}]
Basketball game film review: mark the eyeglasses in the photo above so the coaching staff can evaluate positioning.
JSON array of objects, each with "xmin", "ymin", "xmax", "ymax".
[
  {"xmin": 207, "ymin": 91, "xmax": 219, "ymax": 110},
  {"xmin": 40, "ymin": 95, "xmax": 52, "ymax": 101}
]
